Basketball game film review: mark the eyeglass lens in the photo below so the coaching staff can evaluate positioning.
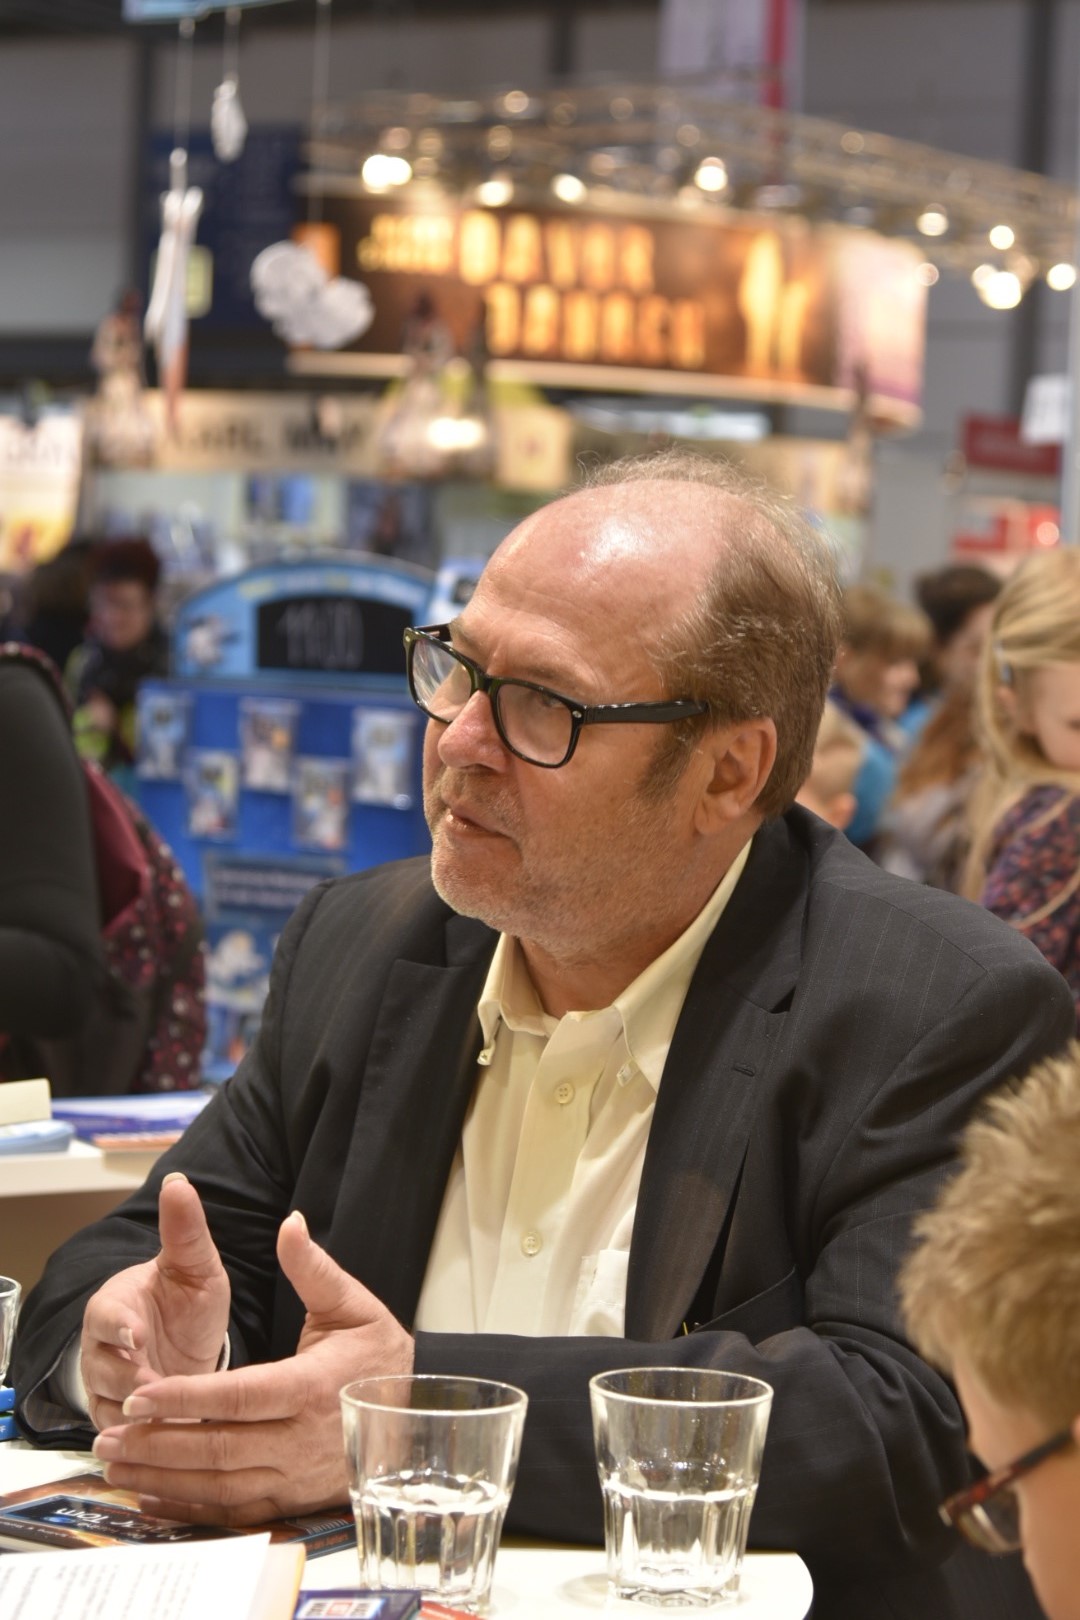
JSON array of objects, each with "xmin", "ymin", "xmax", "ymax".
[
  {"xmin": 410, "ymin": 635, "xmax": 575, "ymax": 766},
  {"xmin": 958, "ymin": 1490, "xmax": 1021, "ymax": 1554}
]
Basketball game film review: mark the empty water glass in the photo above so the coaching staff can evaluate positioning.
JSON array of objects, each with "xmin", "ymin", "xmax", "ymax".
[{"xmin": 0, "ymin": 1276, "xmax": 21, "ymax": 1386}]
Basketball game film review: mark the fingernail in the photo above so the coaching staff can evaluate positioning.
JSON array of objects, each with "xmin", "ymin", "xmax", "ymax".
[
  {"xmin": 92, "ymin": 1435, "xmax": 122, "ymax": 1460},
  {"xmin": 119, "ymin": 1328, "xmax": 136, "ymax": 1351},
  {"xmin": 289, "ymin": 1209, "xmax": 309, "ymax": 1237},
  {"xmin": 122, "ymin": 1395, "xmax": 154, "ymax": 1419},
  {"xmin": 162, "ymin": 1172, "xmax": 188, "ymax": 1187}
]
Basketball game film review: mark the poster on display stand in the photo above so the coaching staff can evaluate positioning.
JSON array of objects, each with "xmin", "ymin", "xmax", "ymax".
[{"xmin": 136, "ymin": 556, "xmax": 433, "ymax": 1083}]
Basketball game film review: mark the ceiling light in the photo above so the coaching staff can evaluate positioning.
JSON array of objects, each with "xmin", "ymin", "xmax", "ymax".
[
  {"xmin": 361, "ymin": 153, "xmax": 412, "ymax": 189},
  {"xmin": 475, "ymin": 175, "xmax": 514, "ymax": 207},
  {"xmin": 694, "ymin": 157, "xmax": 728, "ymax": 193},
  {"xmin": 915, "ymin": 262, "xmax": 940, "ymax": 286},
  {"xmin": 988, "ymin": 223, "xmax": 1015, "ymax": 250},
  {"xmin": 971, "ymin": 263, "xmax": 997, "ymax": 291},
  {"xmin": 501, "ymin": 90, "xmax": 530, "ymax": 116},
  {"xmin": 975, "ymin": 268, "xmax": 1023, "ymax": 309},
  {"xmin": 1047, "ymin": 262, "xmax": 1077, "ymax": 291},
  {"xmin": 916, "ymin": 205, "xmax": 949, "ymax": 237},
  {"xmin": 552, "ymin": 173, "xmax": 586, "ymax": 204}
]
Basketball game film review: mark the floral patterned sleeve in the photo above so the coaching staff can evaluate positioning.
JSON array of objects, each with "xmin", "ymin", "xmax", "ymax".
[{"xmin": 981, "ymin": 787, "xmax": 1080, "ymax": 1017}]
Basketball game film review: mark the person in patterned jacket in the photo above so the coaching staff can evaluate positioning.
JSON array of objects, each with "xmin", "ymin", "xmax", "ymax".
[{"xmin": 965, "ymin": 549, "xmax": 1080, "ymax": 1024}]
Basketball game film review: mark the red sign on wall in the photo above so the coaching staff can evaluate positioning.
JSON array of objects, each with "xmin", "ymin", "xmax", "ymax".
[{"xmin": 962, "ymin": 415, "xmax": 1061, "ymax": 478}]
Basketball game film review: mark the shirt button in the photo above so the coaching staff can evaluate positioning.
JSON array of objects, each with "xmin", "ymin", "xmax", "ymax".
[
  {"xmin": 555, "ymin": 1081, "xmax": 574, "ymax": 1106},
  {"xmin": 521, "ymin": 1229, "xmax": 543, "ymax": 1257}
]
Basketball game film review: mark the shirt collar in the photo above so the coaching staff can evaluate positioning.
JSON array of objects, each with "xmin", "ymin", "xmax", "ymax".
[{"xmin": 476, "ymin": 837, "xmax": 753, "ymax": 1087}]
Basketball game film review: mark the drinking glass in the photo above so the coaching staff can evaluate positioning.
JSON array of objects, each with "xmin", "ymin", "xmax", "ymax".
[
  {"xmin": 0, "ymin": 1275, "xmax": 21, "ymax": 1385},
  {"xmin": 590, "ymin": 1366, "xmax": 773, "ymax": 1607},
  {"xmin": 340, "ymin": 1373, "xmax": 528, "ymax": 1614}
]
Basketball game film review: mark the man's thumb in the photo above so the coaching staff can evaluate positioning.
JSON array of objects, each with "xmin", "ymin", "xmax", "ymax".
[
  {"xmin": 277, "ymin": 1209, "xmax": 369, "ymax": 1324},
  {"xmin": 157, "ymin": 1171, "xmax": 223, "ymax": 1278}
]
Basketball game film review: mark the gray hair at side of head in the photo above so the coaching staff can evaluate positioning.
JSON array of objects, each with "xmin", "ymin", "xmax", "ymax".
[{"xmin": 579, "ymin": 449, "xmax": 843, "ymax": 817}]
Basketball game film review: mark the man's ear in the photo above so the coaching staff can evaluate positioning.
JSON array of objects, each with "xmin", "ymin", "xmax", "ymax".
[{"xmin": 693, "ymin": 718, "xmax": 777, "ymax": 833}]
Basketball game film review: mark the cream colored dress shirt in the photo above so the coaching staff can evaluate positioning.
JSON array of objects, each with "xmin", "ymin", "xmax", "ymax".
[{"xmin": 413, "ymin": 840, "xmax": 751, "ymax": 1338}]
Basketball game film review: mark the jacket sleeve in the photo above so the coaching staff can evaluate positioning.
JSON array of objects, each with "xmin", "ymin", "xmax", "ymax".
[
  {"xmin": 0, "ymin": 663, "xmax": 102, "ymax": 1044},
  {"xmin": 9, "ymin": 878, "xmax": 334, "ymax": 1445}
]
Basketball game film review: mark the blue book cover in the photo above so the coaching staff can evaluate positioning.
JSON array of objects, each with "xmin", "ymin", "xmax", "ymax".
[
  {"xmin": 0, "ymin": 1120, "xmax": 74, "ymax": 1156},
  {"xmin": 294, "ymin": 1594, "xmax": 421, "ymax": 1620}
]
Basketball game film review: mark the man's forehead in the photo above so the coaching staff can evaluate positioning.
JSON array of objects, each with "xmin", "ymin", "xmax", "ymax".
[{"xmin": 494, "ymin": 479, "xmax": 728, "ymax": 580}]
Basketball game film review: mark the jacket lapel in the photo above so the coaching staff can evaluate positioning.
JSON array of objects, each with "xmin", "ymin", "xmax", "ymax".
[
  {"xmin": 327, "ymin": 911, "xmax": 495, "ymax": 1324},
  {"xmin": 626, "ymin": 817, "xmax": 809, "ymax": 1340}
]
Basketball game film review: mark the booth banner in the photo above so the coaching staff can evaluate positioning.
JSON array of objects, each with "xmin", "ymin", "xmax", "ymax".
[
  {"xmin": 88, "ymin": 391, "xmax": 384, "ymax": 475},
  {"xmin": 0, "ymin": 412, "xmax": 82, "ymax": 572},
  {"xmin": 123, "ymin": 1, "xmax": 286, "ymax": 18},
  {"xmin": 658, "ymin": 0, "xmax": 804, "ymax": 109},
  {"xmin": 296, "ymin": 198, "xmax": 926, "ymax": 425}
]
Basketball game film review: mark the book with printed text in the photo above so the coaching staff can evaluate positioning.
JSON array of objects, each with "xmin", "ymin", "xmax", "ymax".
[{"xmin": 0, "ymin": 1472, "xmax": 353, "ymax": 1558}]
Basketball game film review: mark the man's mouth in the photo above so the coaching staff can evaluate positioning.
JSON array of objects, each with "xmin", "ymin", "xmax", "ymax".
[{"xmin": 442, "ymin": 799, "xmax": 503, "ymax": 836}]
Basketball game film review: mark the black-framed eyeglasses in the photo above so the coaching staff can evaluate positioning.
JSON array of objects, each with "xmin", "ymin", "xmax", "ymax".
[
  {"xmin": 940, "ymin": 1427, "xmax": 1076, "ymax": 1554},
  {"xmin": 403, "ymin": 624, "xmax": 708, "ymax": 769}
]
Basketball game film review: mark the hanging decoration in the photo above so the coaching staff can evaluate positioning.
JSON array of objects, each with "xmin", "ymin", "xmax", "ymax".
[
  {"xmin": 144, "ymin": 16, "xmax": 203, "ymax": 435},
  {"xmin": 249, "ymin": 0, "xmax": 374, "ymax": 351},
  {"xmin": 211, "ymin": 6, "xmax": 248, "ymax": 163}
]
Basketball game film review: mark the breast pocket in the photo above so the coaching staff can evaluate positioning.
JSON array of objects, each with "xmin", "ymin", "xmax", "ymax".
[{"xmin": 690, "ymin": 1265, "xmax": 803, "ymax": 1340}]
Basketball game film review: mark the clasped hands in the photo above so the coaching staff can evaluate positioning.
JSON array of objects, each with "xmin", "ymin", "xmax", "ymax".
[{"xmin": 85, "ymin": 1171, "xmax": 414, "ymax": 1524}]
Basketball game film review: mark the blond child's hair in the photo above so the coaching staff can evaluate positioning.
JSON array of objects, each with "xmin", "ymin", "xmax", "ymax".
[
  {"xmin": 807, "ymin": 700, "xmax": 864, "ymax": 800},
  {"xmin": 898, "ymin": 1040, "xmax": 1080, "ymax": 1431},
  {"xmin": 964, "ymin": 549, "xmax": 1080, "ymax": 896}
]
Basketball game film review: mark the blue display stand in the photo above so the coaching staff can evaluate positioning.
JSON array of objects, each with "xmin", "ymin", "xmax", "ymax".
[{"xmin": 134, "ymin": 555, "xmax": 438, "ymax": 1081}]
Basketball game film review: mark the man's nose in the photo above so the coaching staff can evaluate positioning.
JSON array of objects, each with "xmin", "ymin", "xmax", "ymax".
[{"xmin": 435, "ymin": 688, "xmax": 507, "ymax": 768}]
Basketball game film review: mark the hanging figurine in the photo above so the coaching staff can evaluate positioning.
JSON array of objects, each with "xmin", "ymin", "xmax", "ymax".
[
  {"xmin": 211, "ymin": 7, "xmax": 248, "ymax": 163},
  {"xmin": 144, "ymin": 147, "xmax": 204, "ymax": 438}
]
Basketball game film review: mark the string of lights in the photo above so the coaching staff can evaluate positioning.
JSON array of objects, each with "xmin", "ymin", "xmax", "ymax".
[{"xmin": 303, "ymin": 82, "xmax": 1080, "ymax": 312}]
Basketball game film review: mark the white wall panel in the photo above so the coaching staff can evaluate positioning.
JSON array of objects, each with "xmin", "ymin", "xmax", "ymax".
[
  {"xmin": 575, "ymin": 9, "xmax": 660, "ymax": 77},
  {"xmin": 0, "ymin": 39, "xmax": 138, "ymax": 329},
  {"xmin": 803, "ymin": 0, "xmax": 1024, "ymax": 161}
]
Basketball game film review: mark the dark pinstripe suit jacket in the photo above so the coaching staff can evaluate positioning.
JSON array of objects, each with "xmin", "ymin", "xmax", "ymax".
[{"xmin": 13, "ymin": 809, "xmax": 1074, "ymax": 1620}]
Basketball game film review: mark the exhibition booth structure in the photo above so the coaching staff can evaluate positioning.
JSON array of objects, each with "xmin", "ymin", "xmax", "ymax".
[{"xmin": 4, "ymin": 39, "xmax": 1079, "ymax": 1076}]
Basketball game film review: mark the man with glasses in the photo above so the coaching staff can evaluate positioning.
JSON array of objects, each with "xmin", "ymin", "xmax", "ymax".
[
  {"xmin": 12, "ymin": 452, "xmax": 1073, "ymax": 1620},
  {"xmin": 901, "ymin": 1042, "xmax": 1080, "ymax": 1620}
]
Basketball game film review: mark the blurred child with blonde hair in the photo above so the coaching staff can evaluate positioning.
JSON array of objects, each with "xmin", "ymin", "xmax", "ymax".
[
  {"xmin": 796, "ymin": 699, "xmax": 865, "ymax": 830},
  {"xmin": 965, "ymin": 548, "xmax": 1080, "ymax": 1022}
]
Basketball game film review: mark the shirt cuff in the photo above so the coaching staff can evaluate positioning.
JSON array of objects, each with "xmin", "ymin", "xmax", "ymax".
[{"xmin": 48, "ymin": 1330, "xmax": 232, "ymax": 1424}]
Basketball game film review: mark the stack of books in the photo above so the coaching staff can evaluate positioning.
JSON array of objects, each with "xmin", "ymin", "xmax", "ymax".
[{"xmin": 0, "ymin": 1079, "xmax": 73, "ymax": 1156}]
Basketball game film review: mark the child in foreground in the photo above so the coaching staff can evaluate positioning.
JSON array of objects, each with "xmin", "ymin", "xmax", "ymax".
[{"xmin": 899, "ymin": 1042, "xmax": 1080, "ymax": 1620}]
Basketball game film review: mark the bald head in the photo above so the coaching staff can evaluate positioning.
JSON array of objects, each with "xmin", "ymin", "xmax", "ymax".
[
  {"xmin": 486, "ymin": 479, "xmax": 735, "ymax": 660},
  {"xmin": 481, "ymin": 450, "xmax": 843, "ymax": 817}
]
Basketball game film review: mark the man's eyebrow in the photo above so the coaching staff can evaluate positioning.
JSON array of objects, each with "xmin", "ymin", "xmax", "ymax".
[{"xmin": 447, "ymin": 620, "xmax": 582, "ymax": 692}]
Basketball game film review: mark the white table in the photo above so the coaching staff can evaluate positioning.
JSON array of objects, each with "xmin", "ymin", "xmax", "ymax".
[
  {"xmin": 0, "ymin": 1447, "xmax": 812, "ymax": 1618},
  {"xmin": 0, "ymin": 1141, "xmax": 160, "ymax": 1293}
]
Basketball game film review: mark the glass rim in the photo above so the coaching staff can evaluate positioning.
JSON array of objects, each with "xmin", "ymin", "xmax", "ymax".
[
  {"xmin": 340, "ymin": 1373, "xmax": 528, "ymax": 1417},
  {"xmin": 0, "ymin": 1277, "xmax": 19, "ymax": 1296},
  {"xmin": 589, "ymin": 1366, "xmax": 774, "ymax": 1408}
]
